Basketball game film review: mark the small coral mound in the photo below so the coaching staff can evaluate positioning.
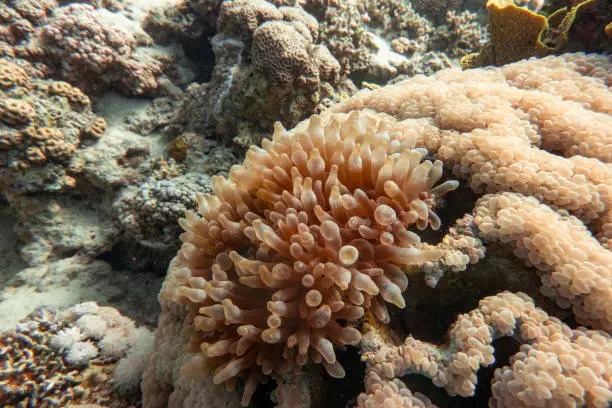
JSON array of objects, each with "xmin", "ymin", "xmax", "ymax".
[
  {"xmin": 115, "ymin": 172, "xmax": 214, "ymax": 244},
  {"xmin": 252, "ymin": 20, "xmax": 340, "ymax": 91},
  {"xmin": 167, "ymin": 111, "xmax": 458, "ymax": 405},
  {"xmin": 35, "ymin": 3, "xmax": 170, "ymax": 96},
  {"xmin": 0, "ymin": 57, "xmax": 105, "ymax": 193}
]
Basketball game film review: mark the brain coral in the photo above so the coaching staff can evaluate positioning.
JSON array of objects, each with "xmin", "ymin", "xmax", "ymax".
[
  {"xmin": 0, "ymin": 57, "xmax": 105, "ymax": 193},
  {"xmin": 145, "ymin": 53, "xmax": 612, "ymax": 408},
  {"xmin": 252, "ymin": 20, "xmax": 340, "ymax": 90}
]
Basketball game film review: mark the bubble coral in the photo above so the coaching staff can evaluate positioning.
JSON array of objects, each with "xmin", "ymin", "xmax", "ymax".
[{"xmin": 166, "ymin": 111, "xmax": 459, "ymax": 405}]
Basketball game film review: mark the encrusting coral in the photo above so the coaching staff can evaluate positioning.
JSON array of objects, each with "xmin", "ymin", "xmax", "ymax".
[{"xmin": 144, "ymin": 53, "xmax": 612, "ymax": 408}]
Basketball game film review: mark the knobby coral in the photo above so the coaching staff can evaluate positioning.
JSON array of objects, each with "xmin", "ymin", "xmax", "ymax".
[
  {"xmin": 0, "ymin": 57, "xmax": 105, "ymax": 193},
  {"xmin": 359, "ymin": 291, "xmax": 612, "ymax": 408}
]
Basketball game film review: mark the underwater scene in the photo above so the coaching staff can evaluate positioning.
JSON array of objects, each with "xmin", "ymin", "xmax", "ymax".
[{"xmin": 0, "ymin": 0, "xmax": 611, "ymax": 407}]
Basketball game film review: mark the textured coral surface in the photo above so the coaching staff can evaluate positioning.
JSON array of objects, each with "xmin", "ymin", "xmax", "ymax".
[{"xmin": 0, "ymin": 56, "xmax": 105, "ymax": 193}]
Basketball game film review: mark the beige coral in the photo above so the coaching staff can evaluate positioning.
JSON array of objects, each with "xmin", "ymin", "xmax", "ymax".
[
  {"xmin": 360, "ymin": 291, "xmax": 612, "ymax": 407},
  {"xmin": 473, "ymin": 192, "xmax": 612, "ymax": 331},
  {"xmin": 0, "ymin": 98, "xmax": 34, "ymax": 125},
  {"xmin": 334, "ymin": 53, "xmax": 612, "ymax": 233},
  {"xmin": 0, "ymin": 58, "xmax": 30, "ymax": 88}
]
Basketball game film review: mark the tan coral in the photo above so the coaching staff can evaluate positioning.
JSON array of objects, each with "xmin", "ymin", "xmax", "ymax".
[
  {"xmin": 84, "ymin": 117, "xmax": 107, "ymax": 139},
  {"xmin": 279, "ymin": 6, "xmax": 319, "ymax": 41},
  {"xmin": 360, "ymin": 292, "xmax": 612, "ymax": 407},
  {"xmin": 357, "ymin": 376, "xmax": 438, "ymax": 408},
  {"xmin": 0, "ymin": 56, "xmax": 105, "ymax": 192},
  {"xmin": 0, "ymin": 98, "xmax": 35, "ymax": 125},
  {"xmin": 217, "ymin": 0, "xmax": 282, "ymax": 38},
  {"xmin": 48, "ymin": 81, "xmax": 91, "ymax": 106},
  {"xmin": 251, "ymin": 19, "xmax": 341, "ymax": 91},
  {"xmin": 473, "ymin": 192, "xmax": 612, "ymax": 331},
  {"xmin": 0, "ymin": 59, "xmax": 30, "ymax": 88},
  {"xmin": 251, "ymin": 21, "xmax": 317, "ymax": 89}
]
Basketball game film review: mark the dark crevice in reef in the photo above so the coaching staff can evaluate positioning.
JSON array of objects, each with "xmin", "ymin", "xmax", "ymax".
[
  {"xmin": 98, "ymin": 239, "xmax": 176, "ymax": 276},
  {"xmin": 326, "ymin": 346, "xmax": 366, "ymax": 408},
  {"xmin": 251, "ymin": 377, "xmax": 277, "ymax": 408},
  {"xmin": 418, "ymin": 172, "xmax": 480, "ymax": 247},
  {"xmin": 251, "ymin": 346, "xmax": 365, "ymax": 408},
  {"xmin": 183, "ymin": 32, "xmax": 216, "ymax": 83}
]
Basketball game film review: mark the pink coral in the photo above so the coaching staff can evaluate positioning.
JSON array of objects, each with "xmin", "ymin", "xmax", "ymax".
[
  {"xmin": 144, "ymin": 53, "xmax": 612, "ymax": 408},
  {"xmin": 359, "ymin": 291, "xmax": 612, "ymax": 408}
]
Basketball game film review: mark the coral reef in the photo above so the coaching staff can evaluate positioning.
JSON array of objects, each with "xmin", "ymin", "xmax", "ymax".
[
  {"xmin": 0, "ymin": 0, "xmax": 185, "ymax": 97},
  {"xmin": 0, "ymin": 1, "xmax": 610, "ymax": 408},
  {"xmin": 0, "ymin": 57, "xmax": 105, "ymax": 194},
  {"xmin": 34, "ymin": 3, "xmax": 173, "ymax": 96},
  {"xmin": 0, "ymin": 303, "xmax": 153, "ymax": 407},
  {"xmin": 461, "ymin": 0, "xmax": 612, "ymax": 68},
  {"xmin": 164, "ymin": 0, "xmax": 348, "ymax": 153},
  {"xmin": 144, "ymin": 53, "xmax": 612, "ymax": 408},
  {"xmin": 146, "ymin": 0, "xmax": 487, "ymax": 154}
]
